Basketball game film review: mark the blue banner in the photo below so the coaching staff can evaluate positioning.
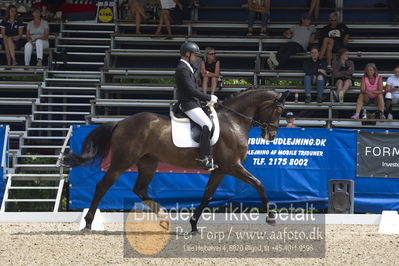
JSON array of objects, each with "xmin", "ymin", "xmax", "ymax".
[{"xmin": 69, "ymin": 125, "xmax": 399, "ymax": 213}]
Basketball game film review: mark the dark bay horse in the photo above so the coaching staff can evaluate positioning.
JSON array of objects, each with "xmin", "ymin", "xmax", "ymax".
[{"xmin": 65, "ymin": 89, "xmax": 288, "ymax": 232}]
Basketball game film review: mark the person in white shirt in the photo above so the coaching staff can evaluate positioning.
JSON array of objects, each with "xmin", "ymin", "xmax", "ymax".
[
  {"xmin": 24, "ymin": 6, "xmax": 49, "ymax": 66},
  {"xmin": 384, "ymin": 66, "xmax": 399, "ymax": 119}
]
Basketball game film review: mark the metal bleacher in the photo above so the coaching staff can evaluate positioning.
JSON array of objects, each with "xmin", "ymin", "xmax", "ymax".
[{"xmin": 1, "ymin": 0, "xmax": 399, "ymax": 211}]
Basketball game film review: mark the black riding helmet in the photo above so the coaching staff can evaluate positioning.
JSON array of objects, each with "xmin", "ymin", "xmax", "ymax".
[{"xmin": 180, "ymin": 42, "xmax": 201, "ymax": 57}]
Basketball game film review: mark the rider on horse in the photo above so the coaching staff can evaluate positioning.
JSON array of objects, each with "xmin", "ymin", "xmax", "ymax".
[{"xmin": 175, "ymin": 42, "xmax": 219, "ymax": 171}]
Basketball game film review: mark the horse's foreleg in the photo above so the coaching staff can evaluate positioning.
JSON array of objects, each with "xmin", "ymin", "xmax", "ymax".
[
  {"xmin": 84, "ymin": 169, "xmax": 123, "ymax": 229},
  {"xmin": 230, "ymin": 164, "xmax": 276, "ymax": 225},
  {"xmin": 190, "ymin": 172, "xmax": 224, "ymax": 233}
]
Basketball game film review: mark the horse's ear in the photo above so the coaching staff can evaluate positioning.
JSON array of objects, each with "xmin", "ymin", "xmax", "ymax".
[{"xmin": 278, "ymin": 90, "xmax": 290, "ymax": 104}]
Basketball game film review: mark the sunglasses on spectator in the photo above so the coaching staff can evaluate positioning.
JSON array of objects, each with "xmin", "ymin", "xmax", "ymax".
[
  {"xmin": 329, "ymin": 18, "xmax": 337, "ymax": 21},
  {"xmin": 208, "ymin": 53, "xmax": 216, "ymax": 55}
]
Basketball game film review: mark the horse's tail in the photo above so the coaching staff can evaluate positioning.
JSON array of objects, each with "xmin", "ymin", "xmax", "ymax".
[{"xmin": 63, "ymin": 122, "xmax": 116, "ymax": 167}]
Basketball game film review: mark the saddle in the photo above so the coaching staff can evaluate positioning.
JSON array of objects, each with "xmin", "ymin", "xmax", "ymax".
[{"xmin": 170, "ymin": 102, "xmax": 220, "ymax": 148}]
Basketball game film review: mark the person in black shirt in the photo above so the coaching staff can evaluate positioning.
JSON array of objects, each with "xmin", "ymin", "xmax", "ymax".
[
  {"xmin": 175, "ymin": 42, "xmax": 218, "ymax": 170},
  {"xmin": 318, "ymin": 12, "xmax": 349, "ymax": 69},
  {"xmin": 303, "ymin": 47, "xmax": 327, "ymax": 103},
  {"xmin": 201, "ymin": 47, "xmax": 221, "ymax": 95}
]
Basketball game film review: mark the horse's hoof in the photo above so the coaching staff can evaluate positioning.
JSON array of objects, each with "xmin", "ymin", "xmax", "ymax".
[
  {"xmin": 266, "ymin": 214, "xmax": 277, "ymax": 225},
  {"xmin": 191, "ymin": 230, "xmax": 199, "ymax": 236},
  {"xmin": 80, "ymin": 227, "xmax": 92, "ymax": 234}
]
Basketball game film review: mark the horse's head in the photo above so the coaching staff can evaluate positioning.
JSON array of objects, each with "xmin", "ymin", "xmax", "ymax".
[{"xmin": 257, "ymin": 91, "xmax": 289, "ymax": 141}]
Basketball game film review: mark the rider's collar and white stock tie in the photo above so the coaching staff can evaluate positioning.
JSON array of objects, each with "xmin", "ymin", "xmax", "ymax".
[{"xmin": 180, "ymin": 59, "xmax": 194, "ymax": 74}]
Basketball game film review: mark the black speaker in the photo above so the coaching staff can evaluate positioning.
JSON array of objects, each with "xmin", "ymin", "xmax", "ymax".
[{"xmin": 328, "ymin": 180, "xmax": 354, "ymax": 214}]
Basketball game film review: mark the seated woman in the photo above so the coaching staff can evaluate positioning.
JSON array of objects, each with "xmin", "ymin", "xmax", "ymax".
[
  {"xmin": 351, "ymin": 63, "xmax": 385, "ymax": 119},
  {"xmin": 201, "ymin": 47, "xmax": 220, "ymax": 95},
  {"xmin": 0, "ymin": 5, "xmax": 24, "ymax": 66},
  {"xmin": 24, "ymin": 6, "xmax": 49, "ymax": 66},
  {"xmin": 303, "ymin": 47, "xmax": 327, "ymax": 103},
  {"xmin": 332, "ymin": 48, "xmax": 354, "ymax": 103}
]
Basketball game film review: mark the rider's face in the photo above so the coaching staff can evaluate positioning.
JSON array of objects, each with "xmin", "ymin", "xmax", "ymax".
[{"xmin": 189, "ymin": 52, "xmax": 198, "ymax": 64}]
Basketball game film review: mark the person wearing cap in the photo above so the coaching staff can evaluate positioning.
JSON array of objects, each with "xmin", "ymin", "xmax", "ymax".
[
  {"xmin": 267, "ymin": 13, "xmax": 316, "ymax": 70},
  {"xmin": 175, "ymin": 42, "xmax": 218, "ymax": 170},
  {"xmin": 318, "ymin": 12, "xmax": 350, "ymax": 70},
  {"xmin": 285, "ymin": 112, "xmax": 297, "ymax": 128}
]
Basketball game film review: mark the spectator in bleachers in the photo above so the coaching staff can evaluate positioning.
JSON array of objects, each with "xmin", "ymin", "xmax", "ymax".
[
  {"xmin": 388, "ymin": 0, "xmax": 399, "ymax": 22},
  {"xmin": 351, "ymin": 63, "xmax": 385, "ymax": 119},
  {"xmin": 201, "ymin": 47, "xmax": 220, "ymax": 95},
  {"xmin": 318, "ymin": 12, "xmax": 349, "ymax": 69},
  {"xmin": 266, "ymin": 13, "xmax": 316, "ymax": 70},
  {"xmin": 307, "ymin": 0, "xmax": 320, "ymax": 22},
  {"xmin": 384, "ymin": 66, "xmax": 399, "ymax": 120},
  {"xmin": 332, "ymin": 48, "xmax": 354, "ymax": 103},
  {"xmin": 128, "ymin": 0, "xmax": 148, "ymax": 34},
  {"xmin": 24, "ymin": 6, "xmax": 49, "ymax": 66},
  {"xmin": 246, "ymin": 0, "xmax": 270, "ymax": 36},
  {"xmin": 285, "ymin": 112, "xmax": 297, "ymax": 127},
  {"xmin": 303, "ymin": 47, "xmax": 327, "ymax": 103},
  {"xmin": 307, "ymin": 0, "xmax": 335, "ymax": 22},
  {"xmin": 0, "ymin": 5, "xmax": 24, "ymax": 66},
  {"xmin": 41, "ymin": 0, "xmax": 65, "ymax": 19},
  {"xmin": 155, "ymin": 0, "xmax": 183, "ymax": 39}
]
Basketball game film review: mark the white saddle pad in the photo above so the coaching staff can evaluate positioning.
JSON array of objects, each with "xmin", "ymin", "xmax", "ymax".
[{"xmin": 171, "ymin": 106, "xmax": 220, "ymax": 148}]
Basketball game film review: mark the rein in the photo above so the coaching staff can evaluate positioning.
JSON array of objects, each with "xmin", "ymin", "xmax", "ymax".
[{"xmin": 216, "ymin": 100, "xmax": 281, "ymax": 130}]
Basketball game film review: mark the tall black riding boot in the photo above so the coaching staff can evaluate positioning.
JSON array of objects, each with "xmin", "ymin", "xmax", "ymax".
[{"xmin": 197, "ymin": 126, "xmax": 217, "ymax": 171}]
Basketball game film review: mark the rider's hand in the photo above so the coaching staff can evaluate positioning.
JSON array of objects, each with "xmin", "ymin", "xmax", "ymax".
[{"xmin": 209, "ymin": 95, "xmax": 218, "ymax": 105}]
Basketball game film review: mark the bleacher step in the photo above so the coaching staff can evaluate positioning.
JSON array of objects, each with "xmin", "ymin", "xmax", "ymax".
[
  {"xmin": 27, "ymin": 128, "xmax": 69, "ymax": 131},
  {"xmin": 42, "ymin": 86, "xmax": 96, "ymax": 91},
  {"xmin": 34, "ymin": 111, "xmax": 91, "ymax": 115},
  {"xmin": 16, "ymin": 155, "xmax": 60, "ymax": 158},
  {"xmin": 47, "ymin": 70, "xmax": 100, "ymax": 74},
  {"xmin": 44, "ymin": 78, "xmax": 100, "ymax": 82},
  {"xmin": 20, "ymin": 145, "xmax": 67, "ymax": 149},
  {"xmin": 23, "ymin": 136, "xmax": 66, "ymax": 140},
  {"xmin": 59, "ymin": 37, "xmax": 111, "ymax": 41},
  {"xmin": 35, "ymin": 103, "xmax": 91, "ymax": 107},
  {"xmin": 57, "ymin": 44, "xmax": 110, "ymax": 49},
  {"xmin": 14, "ymin": 164, "xmax": 58, "ymax": 168},
  {"xmin": 9, "ymin": 173, "xmax": 68, "ymax": 180},
  {"xmin": 9, "ymin": 186, "xmax": 59, "ymax": 190},
  {"xmin": 61, "ymin": 30, "xmax": 114, "ymax": 34},
  {"xmin": 39, "ymin": 95, "xmax": 95, "ymax": 98},
  {"xmin": 5, "ymin": 199, "xmax": 57, "ymax": 202},
  {"xmin": 54, "ymin": 61, "xmax": 104, "ymax": 66},
  {"xmin": 66, "ymin": 52, "xmax": 106, "ymax": 56},
  {"xmin": 32, "ymin": 119, "xmax": 85, "ymax": 123}
]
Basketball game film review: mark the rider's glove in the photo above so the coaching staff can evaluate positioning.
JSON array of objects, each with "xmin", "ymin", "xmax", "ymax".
[{"xmin": 208, "ymin": 95, "xmax": 218, "ymax": 105}]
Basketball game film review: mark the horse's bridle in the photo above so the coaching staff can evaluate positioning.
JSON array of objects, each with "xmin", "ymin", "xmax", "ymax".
[{"xmin": 217, "ymin": 99, "xmax": 284, "ymax": 131}]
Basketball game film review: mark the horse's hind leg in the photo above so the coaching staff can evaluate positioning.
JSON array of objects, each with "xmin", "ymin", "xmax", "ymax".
[
  {"xmin": 133, "ymin": 155, "xmax": 158, "ymax": 202},
  {"xmin": 133, "ymin": 156, "xmax": 168, "ymax": 228},
  {"xmin": 230, "ymin": 163, "xmax": 276, "ymax": 225},
  {"xmin": 84, "ymin": 167, "xmax": 125, "ymax": 229},
  {"xmin": 190, "ymin": 172, "xmax": 224, "ymax": 233}
]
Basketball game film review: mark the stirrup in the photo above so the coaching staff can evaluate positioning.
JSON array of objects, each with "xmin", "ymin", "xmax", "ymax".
[{"xmin": 196, "ymin": 157, "xmax": 218, "ymax": 171}]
